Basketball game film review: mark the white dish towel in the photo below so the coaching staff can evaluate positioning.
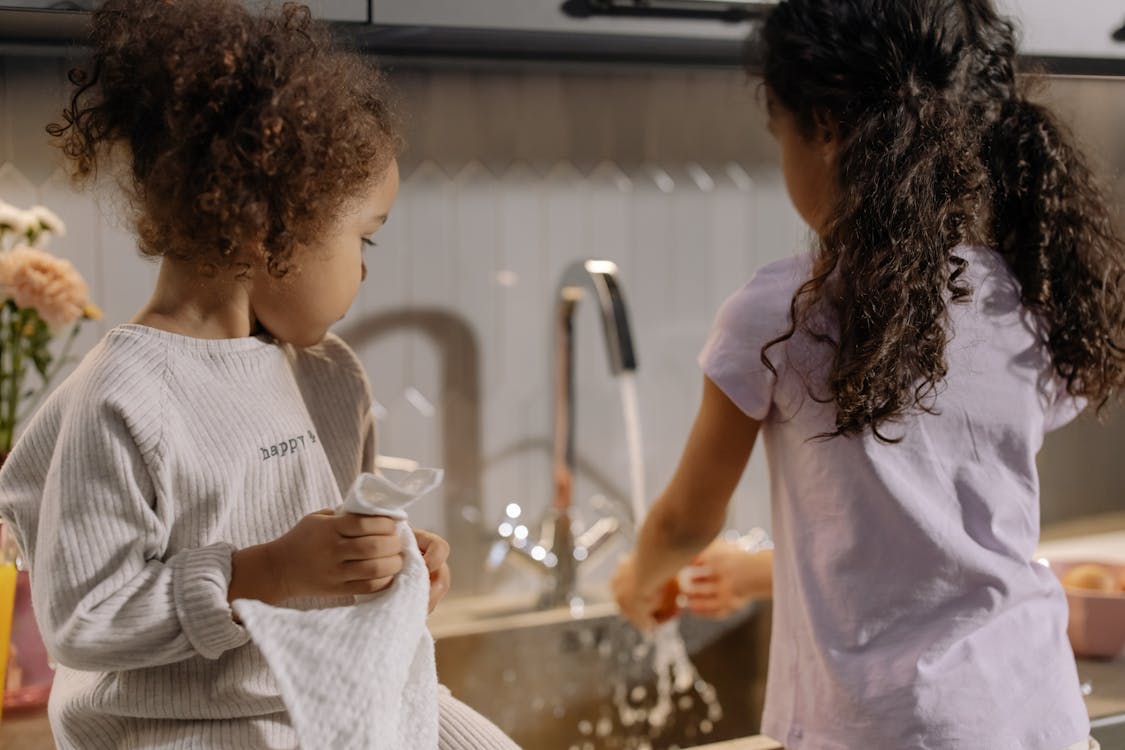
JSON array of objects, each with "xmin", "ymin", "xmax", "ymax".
[{"xmin": 234, "ymin": 468, "xmax": 445, "ymax": 750}]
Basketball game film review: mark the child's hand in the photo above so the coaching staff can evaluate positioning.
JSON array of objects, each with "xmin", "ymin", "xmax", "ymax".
[
  {"xmin": 612, "ymin": 553, "xmax": 665, "ymax": 631},
  {"xmin": 266, "ymin": 510, "xmax": 404, "ymax": 601},
  {"xmin": 684, "ymin": 540, "xmax": 771, "ymax": 619},
  {"xmin": 413, "ymin": 528, "xmax": 451, "ymax": 613}
]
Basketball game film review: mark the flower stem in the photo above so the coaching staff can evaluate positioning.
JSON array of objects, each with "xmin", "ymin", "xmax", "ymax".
[
  {"xmin": 3, "ymin": 307, "xmax": 28, "ymax": 455},
  {"xmin": 0, "ymin": 303, "xmax": 8, "ymax": 452},
  {"xmin": 18, "ymin": 321, "xmax": 81, "ymax": 423},
  {"xmin": 0, "ymin": 302, "xmax": 18, "ymax": 454}
]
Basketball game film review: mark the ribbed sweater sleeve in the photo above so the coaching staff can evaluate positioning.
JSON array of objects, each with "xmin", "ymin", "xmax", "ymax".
[{"xmin": 14, "ymin": 352, "xmax": 247, "ymax": 672}]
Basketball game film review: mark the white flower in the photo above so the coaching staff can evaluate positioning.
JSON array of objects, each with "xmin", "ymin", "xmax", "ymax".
[
  {"xmin": 0, "ymin": 200, "xmax": 33, "ymax": 238},
  {"xmin": 28, "ymin": 205, "xmax": 66, "ymax": 238}
]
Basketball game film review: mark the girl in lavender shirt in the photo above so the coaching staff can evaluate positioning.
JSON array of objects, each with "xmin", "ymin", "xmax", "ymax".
[{"xmin": 613, "ymin": 1, "xmax": 1125, "ymax": 748}]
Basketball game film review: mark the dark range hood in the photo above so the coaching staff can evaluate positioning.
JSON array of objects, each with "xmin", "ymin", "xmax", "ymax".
[{"xmin": 1, "ymin": 0, "xmax": 1123, "ymax": 75}]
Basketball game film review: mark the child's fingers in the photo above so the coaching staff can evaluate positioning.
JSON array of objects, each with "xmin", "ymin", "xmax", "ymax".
[
  {"xmin": 337, "ymin": 533, "xmax": 402, "ymax": 561},
  {"xmin": 686, "ymin": 589, "xmax": 734, "ymax": 618},
  {"xmin": 686, "ymin": 597, "xmax": 724, "ymax": 615},
  {"xmin": 414, "ymin": 529, "xmax": 450, "ymax": 572},
  {"xmin": 341, "ymin": 556, "xmax": 403, "ymax": 583},
  {"xmin": 688, "ymin": 574, "xmax": 718, "ymax": 589},
  {"xmin": 422, "ymin": 547, "xmax": 447, "ymax": 574},
  {"xmin": 684, "ymin": 581, "xmax": 722, "ymax": 599},
  {"xmin": 430, "ymin": 562, "xmax": 451, "ymax": 589},
  {"xmin": 343, "ymin": 576, "xmax": 396, "ymax": 596},
  {"xmin": 685, "ymin": 596, "xmax": 722, "ymax": 613},
  {"xmin": 427, "ymin": 563, "xmax": 452, "ymax": 613},
  {"xmin": 335, "ymin": 513, "xmax": 397, "ymax": 537}
]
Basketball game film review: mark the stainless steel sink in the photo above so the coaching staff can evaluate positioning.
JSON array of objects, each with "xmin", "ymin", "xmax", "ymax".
[{"xmin": 432, "ymin": 599, "xmax": 771, "ymax": 750}]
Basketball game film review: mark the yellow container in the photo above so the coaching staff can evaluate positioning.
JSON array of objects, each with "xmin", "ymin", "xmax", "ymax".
[{"xmin": 0, "ymin": 559, "xmax": 16, "ymax": 724}]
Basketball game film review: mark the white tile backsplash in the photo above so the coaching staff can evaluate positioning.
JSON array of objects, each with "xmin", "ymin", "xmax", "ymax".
[{"xmin": 355, "ymin": 155, "xmax": 807, "ymax": 594}]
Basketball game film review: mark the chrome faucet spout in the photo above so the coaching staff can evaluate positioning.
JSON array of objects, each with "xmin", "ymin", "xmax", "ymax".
[
  {"xmin": 553, "ymin": 260, "xmax": 637, "ymax": 514},
  {"xmin": 556, "ymin": 260, "xmax": 638, "ymax": 376}
]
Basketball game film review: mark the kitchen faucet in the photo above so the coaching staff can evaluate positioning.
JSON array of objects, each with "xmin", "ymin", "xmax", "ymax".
[{"xmin": 494, "ymin": 259, "xmax": 639, "ymax": 609}]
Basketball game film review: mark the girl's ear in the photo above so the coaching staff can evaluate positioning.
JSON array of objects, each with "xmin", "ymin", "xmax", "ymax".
[
  {"xmin": 813, "ymin": 112, "xmax": 840, "ymax": 168},
  {"xmin": 819, "ymin": 122, "xmax": 837, "ymax": 168}
]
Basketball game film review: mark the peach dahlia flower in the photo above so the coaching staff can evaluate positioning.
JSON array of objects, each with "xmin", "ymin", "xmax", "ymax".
[{"xmin": 0, "ymin": 246, "xmax": 91, "ymax": 328}]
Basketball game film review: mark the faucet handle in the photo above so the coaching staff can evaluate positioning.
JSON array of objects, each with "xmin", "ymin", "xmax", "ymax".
[
  {"xmin": 588, "ymin": 494, "xmax": 637, "ymax": 539},
  {"xmin": 484, "ymin": 502, "xmax": 560, "ymax": 573},
  {"xmin": 565, "ymin": 493, "xmax": 634, "ymax": 569},
  {"xmin": 572, "ymin": 516, "xmax": 621, "ymax": 565}
]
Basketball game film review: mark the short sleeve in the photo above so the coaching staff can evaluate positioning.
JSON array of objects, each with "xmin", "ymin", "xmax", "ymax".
[
  {"xmin": 1044, "ymin": 380, "xmax": 1087, "ymax": 432},
  {"xmin": 698, "ymin": 256, "xmax": 808, "ymax": 421}
]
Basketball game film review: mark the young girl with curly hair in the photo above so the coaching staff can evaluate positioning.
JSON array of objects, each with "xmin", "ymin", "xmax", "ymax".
[
  {"xmin": 0, "ymin": 1, "xmax": 518, "ymax": 748},
  {"xmin": 614, "ymin": 1, "xmax": 1125, "ymax": 748}
]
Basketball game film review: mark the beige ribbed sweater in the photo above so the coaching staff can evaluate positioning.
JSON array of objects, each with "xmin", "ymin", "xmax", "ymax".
[{"xmin": 0, "ymin": 325, "xmax": 518, "ymax": 750}]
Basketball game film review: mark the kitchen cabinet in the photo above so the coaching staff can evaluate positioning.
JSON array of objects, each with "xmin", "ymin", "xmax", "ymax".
[
  {"xmin": 368, "ymin": 0, "xmax": 752, "ymax": 42},
  {"xmin": 0, "ymin": 1, "xmax": 368, "ymax": 22},
  {"xmin": 995, "ymin": 0, "xmax": 1125, "ymax": 64},
  {"xmin": 361, "ymin": 0, "xmax": 1124, "ymax": 73},
  {"xmin": 0, "ymin": 2, "xmax": 96, "ymax": 8},
  {"xmin": 245, "ymin": 0, "xmax": 367, "ymax": 22}
]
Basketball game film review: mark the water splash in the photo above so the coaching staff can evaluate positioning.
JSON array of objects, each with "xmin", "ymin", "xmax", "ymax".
[{"xmin": 610, "ymin": 622, "xmax": 724, "ymax": 746}]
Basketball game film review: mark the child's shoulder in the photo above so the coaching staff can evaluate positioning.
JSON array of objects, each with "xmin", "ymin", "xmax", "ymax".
[
  {"xmin": 67, "ymin": 326, "xmax": 170, "ymax": 401},
  {"xmin": 718, "ymin": 253, "xmax": 814, "ymax": 331},
  {"xmin": 293, "ymin": 333, "xmax": 369, "ymax": 390},
  {"xmin": 23, "ymin": 326, "xmax": 170, "ymax": 451},
  {"xmin": 746, "ymin": 253, "xmax": 814, "ymax": 298}
]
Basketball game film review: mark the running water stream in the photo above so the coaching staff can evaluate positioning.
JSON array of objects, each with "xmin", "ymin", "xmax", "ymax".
[
  {"xmin": 583, "ymin": 375, "xmax": 725, "ymax": 749},
  {"xmin": 618, "ymin": 373, "xmax": 646, "ymax": 527}
]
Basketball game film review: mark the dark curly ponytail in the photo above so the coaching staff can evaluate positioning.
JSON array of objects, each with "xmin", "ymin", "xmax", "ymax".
[
  {"xmin": 985, "ymin": 97, "xmax": 1125, "ymax": 411},
  {"xmin": 759, "ymin": 0, "xmax": 1125, "ymax": 440},
  {"xmin": 959, "ymin": 0, "xmax": 1125, "ymax": 412}
]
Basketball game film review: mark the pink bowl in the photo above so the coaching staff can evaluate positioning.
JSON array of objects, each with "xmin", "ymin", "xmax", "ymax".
[{"xmin": 1047, "ymin": 559, "xmax": 1125, "ymax": 659}]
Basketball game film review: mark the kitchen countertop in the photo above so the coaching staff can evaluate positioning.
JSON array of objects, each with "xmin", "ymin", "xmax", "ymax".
[{"xmin": 691, "ymin": 736, "xmax": 783, "ymax": 750}]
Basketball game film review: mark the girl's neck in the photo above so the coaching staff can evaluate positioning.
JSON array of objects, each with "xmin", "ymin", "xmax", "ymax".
[{"xmin": 132, "ymin": 257, "xmax": 256, "ymax": 340}]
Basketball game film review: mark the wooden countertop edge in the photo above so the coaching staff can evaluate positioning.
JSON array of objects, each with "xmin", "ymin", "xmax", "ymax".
[{"xmin": 688, "ymin": 736, "xmax": 783, "ymax": 750}]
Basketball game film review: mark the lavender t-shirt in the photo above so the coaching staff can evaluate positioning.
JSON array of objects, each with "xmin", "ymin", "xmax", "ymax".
[{"xmin": 700, "ymin": 246, "xmax": 1089, "ymax": 750}]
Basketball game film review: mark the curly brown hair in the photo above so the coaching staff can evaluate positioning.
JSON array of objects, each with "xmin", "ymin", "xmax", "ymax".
[
  {"xmin": 47, "ymin": 0, "xmax": 401, "ymax": 277},
  {"xmin": 758, "ymin": 0, "xmax": 1125, "ymax": 441}
]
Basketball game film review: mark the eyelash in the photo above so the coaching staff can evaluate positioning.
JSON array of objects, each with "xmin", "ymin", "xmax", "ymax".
[{"xmin": 362, "ymin": 238, "xmax": 377, "ymax": 249}]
